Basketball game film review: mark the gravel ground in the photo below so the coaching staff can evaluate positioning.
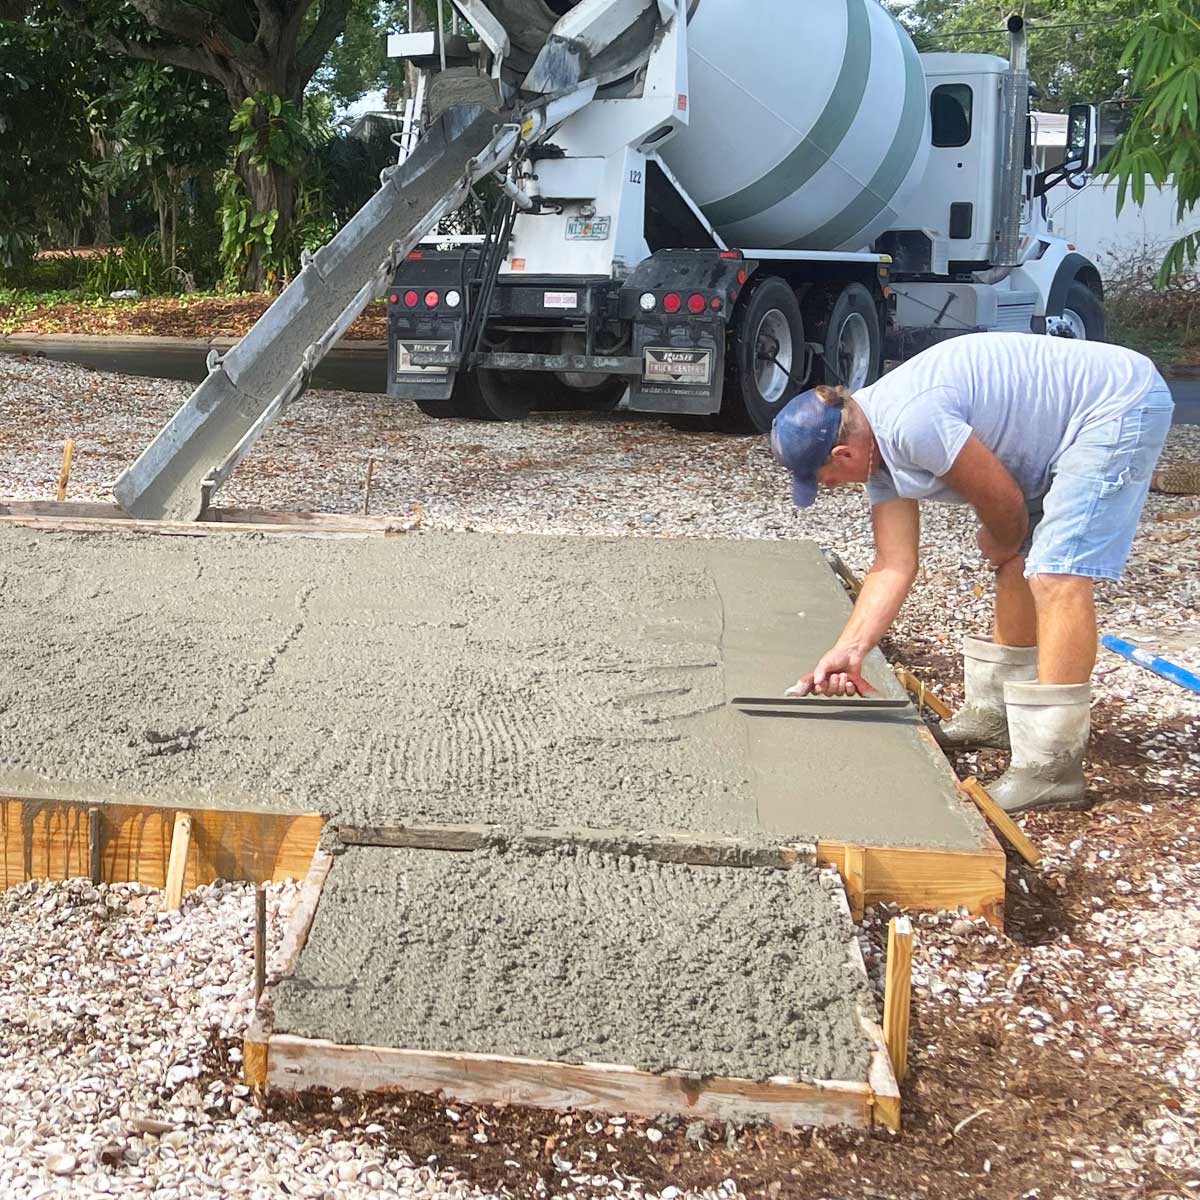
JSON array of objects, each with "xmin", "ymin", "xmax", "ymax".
[{"xmin": 0, "ymin": 353, "xmax": 1197, "ymax": 1198}]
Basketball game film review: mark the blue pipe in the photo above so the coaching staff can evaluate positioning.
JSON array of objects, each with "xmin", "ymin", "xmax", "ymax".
[{"xmin": 1101, "ymin": 635, "xmax": 1200, "ymax": 695}]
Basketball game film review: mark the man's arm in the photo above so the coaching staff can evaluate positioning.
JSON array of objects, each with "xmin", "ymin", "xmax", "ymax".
[
  {"xmin": 790, "ymin": 498, "xmax": 920, "ymax": 696},
  {"xmin": 941, "ymin": 434, "xmax": 1028, "ymax": 564}
]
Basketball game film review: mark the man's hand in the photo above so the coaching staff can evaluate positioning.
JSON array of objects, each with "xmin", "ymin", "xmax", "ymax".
[
  {"xmin": 787, "ymin": 645, "xmax": 867, "ymax": 696},
  {"xmin": 976, "ymin": 526, "xmax": 1022, "ymax": 572}
]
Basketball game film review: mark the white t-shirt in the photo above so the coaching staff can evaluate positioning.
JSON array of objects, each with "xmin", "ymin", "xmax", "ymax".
[{"xmin": 857, "ymin": 332, "xmax": 1161, "ymax": 506}]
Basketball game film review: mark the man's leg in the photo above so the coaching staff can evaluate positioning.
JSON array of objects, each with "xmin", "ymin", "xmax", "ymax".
[
  {"xmin": 994, "ymin": 556, "xmax": 1038, "ymax": 647},
  {"xmin": 1028, "ymin": 573, "xmax": 1096, "ymax": 684}
]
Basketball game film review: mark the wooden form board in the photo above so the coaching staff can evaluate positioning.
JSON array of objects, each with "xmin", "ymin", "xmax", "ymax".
[
  {"xmin": 0, "ymin": 499, "xmax": 419, "ymax": 538},
  {"xmin": 336, "ymin": 822, "xmax": 1005, "ymax": 928},
  {"xmin": 0, "ymin": 796, "xmax": 322, "ymax": 891},
  {"xmin": 245, "ymin": 849, "xmax": 899, "ymax": 1131},
  {"xmin": 0, "ymin": 798, "xmax": 1004, "ymax": 924}
]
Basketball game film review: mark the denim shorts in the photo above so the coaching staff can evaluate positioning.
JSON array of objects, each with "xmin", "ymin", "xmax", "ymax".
[{"xmin": 1022, "ymin": 382, "xmax": 1175, "ymax": 581}]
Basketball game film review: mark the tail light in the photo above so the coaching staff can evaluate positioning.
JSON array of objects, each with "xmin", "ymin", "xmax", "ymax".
[
  {"xmin": 687, "ymin": 293, "xmax": 705, "ymax": 314},
  {"xmin": 403, "ymin": 290, "xmax": 419, "ymax": 307},
  {"xmin": 423, "ymin": 290, "xmax": 439, "ymax": 307},
  {"xmin": 663, "ymin": 292, "xmax": 681, "ymax": 313}
]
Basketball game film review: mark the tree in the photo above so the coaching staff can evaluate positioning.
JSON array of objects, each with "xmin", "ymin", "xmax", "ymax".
[
  {"xmin": 892, "ymin": 0, "xmax": 1141, "ymax": 111},
  {"xmin": 0, "ymin": 22, "xmax": 94, "ymax": 269},
  {"xmin": 90, "ymin": 63, "xmax": 228, "ymax": 269},
  {"xmin": 1106, "ymin": 0, "xmax": 1200, "ymax": 282},
  {"xmin": 15, "ymin": 0, "xmax": 360, "ymax": 287}
]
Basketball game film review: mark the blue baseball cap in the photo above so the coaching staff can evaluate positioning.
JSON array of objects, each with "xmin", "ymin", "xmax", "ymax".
[{"xmin": 770, "ymin": 388, "xmax": 841, "ymax": 508}]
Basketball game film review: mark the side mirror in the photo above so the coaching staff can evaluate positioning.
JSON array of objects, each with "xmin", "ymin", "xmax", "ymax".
[
  {"xmin": 1097, "ymin": 99, "xmax": 1135, "ymax": 169},
  {"xmin": 1065, "ymin": 103, "xmax": 1097, "ymax": 172}
]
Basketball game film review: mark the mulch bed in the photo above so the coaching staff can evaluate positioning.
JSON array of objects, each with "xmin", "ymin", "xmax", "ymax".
[{"xmin": 0, "ymin": 295, "xmax": 388, "ymax": 340}]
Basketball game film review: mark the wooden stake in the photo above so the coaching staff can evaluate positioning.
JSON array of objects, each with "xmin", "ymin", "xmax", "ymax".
[
  {"xmin": 959, "ymin": 776, "xmax": 1041, "ymax": 867},
  {"xmin": 882, "ymin": 915, "xmax": 913, "ymax": 1084},
  {"xmin": 842, "ymin": 843, "xmax": 867, "ymax": 920},
  {"xmin": 56, "ymin": 439, "xmax": 75, "ymax": 502},
  {"xmin": 87, "ymin": 806, "xmax": 102, "ymax": 885},
  {"xmin": 254, "ymin": 884, "xmax": 267, "ymax": 1003},
  {"xmin": 362, "ymin": 457, "xmax": 376, "ymax": 516},
  {"xmin": 895, "ymin": 669, "xmax": 953, "ymax": 721},
  {"xmin": 243, "ymin": 1039, "xmax": 269, "ymax": 1088},
  {"xmin": 164, "ymin": 812, "xmax": 191, "ymax": 910}
]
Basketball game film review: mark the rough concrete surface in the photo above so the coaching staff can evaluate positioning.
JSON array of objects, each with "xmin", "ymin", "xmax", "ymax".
[
  {"xmin": 0, "ymin": 527, "xmax": 985, "ymax": 848},
  {"xmin": 272, "ymin": 843, "xmax": 873, "ymax": 1082}
]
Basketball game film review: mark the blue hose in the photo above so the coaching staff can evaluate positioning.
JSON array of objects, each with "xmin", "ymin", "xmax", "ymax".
[{"xmin": 1101, "ymin": 635, "xmax": 1200, "ymax": 695}]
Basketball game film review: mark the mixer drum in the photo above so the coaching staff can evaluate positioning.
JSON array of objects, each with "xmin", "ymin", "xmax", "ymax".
[
  {"xmin": 481, "ymin": 0, "xmax": 930, "ymax": 254},
  {"xmin": 665, "ymin": 0, "xmax": 930, "ymax": 252}
]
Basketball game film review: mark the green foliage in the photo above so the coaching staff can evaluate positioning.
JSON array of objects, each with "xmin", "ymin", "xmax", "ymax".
[
  {"xmin": 0, "ymin": 21, "xmax": 95, "ymax": 272},
  {"xmin": 230, "ymin": 91, "xmax": 325, "ymax": 178},
  {"xmin": 891, "ymin": 0, "xmax": 1141, "ymax": 110},
  {"xmin": 1107, "ymin": 0, "xmax": 1200, "ymax": 284},
  {"xmin": 316, "ymin": 0, "xmax": 408, "ymax": 109},
  {"xmin": 81, "ymin": 235, "xmax": 172, "ymax": 296},
  {"xmin": 218, "ymin": 92, "xmax": 337, "ymax": 291}
]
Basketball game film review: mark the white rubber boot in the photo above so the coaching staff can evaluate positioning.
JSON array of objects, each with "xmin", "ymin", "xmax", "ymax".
[
  {"xmin": 934, "ymin": 636, "xmax": 1038, "ymax": 750},
  {"xmin": 991, "ymin": 682, "xmax": 1092, "ymax": 813}
]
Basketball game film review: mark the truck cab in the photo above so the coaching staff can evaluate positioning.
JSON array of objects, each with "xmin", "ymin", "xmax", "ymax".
[{"xmin": 876, "ymin": 47, "xmax": 1105, "ymax": 358}]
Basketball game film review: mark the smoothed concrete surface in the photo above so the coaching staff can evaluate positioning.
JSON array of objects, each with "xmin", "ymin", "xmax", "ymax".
[
  {"xmin": 272, "ymin": 842, "xmax": 873, "ymax": 1081},
  {"xmin": 0, "ymin": 527, "xmax": 987, "ymax": 848}
]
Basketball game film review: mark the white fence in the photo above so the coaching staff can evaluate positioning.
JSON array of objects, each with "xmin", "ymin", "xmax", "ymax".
[{"xmin": 1041, "ymin": 177, "xmax": 1200, "ymax": 280}]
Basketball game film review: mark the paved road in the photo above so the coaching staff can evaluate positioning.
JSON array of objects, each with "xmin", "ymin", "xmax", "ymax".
[{"xmin": 5, "ymin": 340, "xmax": 1200, "ymax": 424}]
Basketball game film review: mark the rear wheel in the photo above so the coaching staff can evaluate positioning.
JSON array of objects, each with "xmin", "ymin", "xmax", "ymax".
[
  {"xmin": 806, "ymin": 283, "xmax": 881, "ymax": 391},
  {"xmin": 721, "ymin": 276, "xmax": 807, "ymax": 433},
  {"xmin": 1047, "ymin": 280, "xmax": 1105, "ymax": 341},
  {"xmin": 413, "ymin": 371, "xmax": 478, "ymax": 419},
  {"xmin": 461, "ymin": 367, "xmax": 540, "ymax": 421},
  {"xmin": 567, "ymin": 376, "xmax": 627, "ymax": 413}
]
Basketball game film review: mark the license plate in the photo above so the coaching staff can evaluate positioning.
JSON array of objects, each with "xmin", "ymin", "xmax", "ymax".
[
  {"xmin": 566, "ymin": 216, "xmax": 611, "ymax": 241},
  {"xmin": 643, "ymin": 347, "xmax": 713, "ymax": 386},
  {"xmin": 543, "ymin": 291, "xmax": 578, "ymax": 310},
  {"xmin": 395, "ymin": 339, "xmax": 451, "ymax": 377}
]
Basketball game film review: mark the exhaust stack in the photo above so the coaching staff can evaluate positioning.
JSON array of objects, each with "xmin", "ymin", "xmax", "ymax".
[{"xmin": 995, "ymin": 13, "xmax": 1029, "ymax": 268}]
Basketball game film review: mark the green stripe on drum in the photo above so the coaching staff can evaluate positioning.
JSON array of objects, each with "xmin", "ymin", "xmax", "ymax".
[
  {"xmin": 700, "ymin": 0, "xmax": 872, "ymax": 229},
  {"xmin": 785, "ymin": 15, "xmax": 925, "ymax": 250}
]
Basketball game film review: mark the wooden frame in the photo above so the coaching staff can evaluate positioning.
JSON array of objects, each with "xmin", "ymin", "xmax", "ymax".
[
  {"xmin": 1, "ymin": 798, "xmax": 1004, "ymax": 924},
  {"xmin": 245, "ymin": 848, "xmax": 900, "ymax": 1131},
  {"xmin": 1, "ymin": 500, "xmax": 1006, "ymax": 924},
  {"xmin": 0, "ymin": 795, "xmax": 322, "ymax": 891},
  {"xmin": 0, "ymin": 499, "xmax": 419, "ymax": 538}
]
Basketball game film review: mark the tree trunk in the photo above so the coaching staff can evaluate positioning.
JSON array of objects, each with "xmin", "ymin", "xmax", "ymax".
[
  {"xmin": 236, "ymin": 153, "xmax": 296, "ymax": 292},
  {"xmin": 93, "ymin": 190, "xmax": 112, "ymax": 247}
]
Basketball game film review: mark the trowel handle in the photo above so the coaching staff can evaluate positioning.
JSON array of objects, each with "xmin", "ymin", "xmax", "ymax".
[{"xmin": 790, "ymin": 670, "xmax": 878, "ymax": 697}]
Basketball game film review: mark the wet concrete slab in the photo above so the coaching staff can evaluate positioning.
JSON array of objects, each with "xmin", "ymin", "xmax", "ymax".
[
  {"xmin": 0, "ymin": 526, "xmax": 987, "ymax": 850},
  {"xmin": 272, "ymin": 841, "xmax": 873, "ymax": 1082}
]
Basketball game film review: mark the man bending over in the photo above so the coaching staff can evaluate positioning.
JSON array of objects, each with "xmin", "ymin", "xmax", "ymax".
[{"xmin": 770, "ymin": 331, "xmax": 1173, "ymax": 813}]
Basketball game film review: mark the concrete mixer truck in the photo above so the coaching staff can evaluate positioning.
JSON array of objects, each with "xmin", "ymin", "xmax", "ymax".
[
  {"xmin": 113, "ymin": 0, "xmax": 1107, "ymax": 522},
  {"xmin": 380, "ymin": 0, "xmax": 1107, "ymax": 433}
]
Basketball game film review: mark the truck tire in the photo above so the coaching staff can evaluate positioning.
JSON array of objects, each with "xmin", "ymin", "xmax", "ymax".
[
  {"xmin": 806, "ymin": 283, "xmax": 881, "ymax": 391},
  {"xmin": 543, "ymin": 376, "xmax": 627, "ymax": 413},
  {"xmin": 412, "ymin": 371, "xmax": 483, "ymax": 420},
  {"xmin": 722, "ymin": 276, "xmax": 807, "ymax": 434},
  {"xmin": 461, "ymin": 367, "xmax": 537, "ymax": 421},
  {"xmin": 1047, "ymin": 281, "xmax": 1106, "ymax": 341}
]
